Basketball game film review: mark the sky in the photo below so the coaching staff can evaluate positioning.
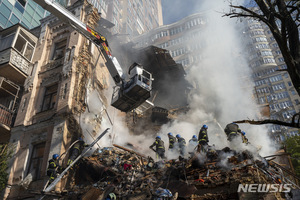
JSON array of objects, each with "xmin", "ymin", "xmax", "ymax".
[
  {"xmin": 161, "ymin": 0, "xmax": 204, "ymax": 24},
  {"xmin": 161, "ymin": 0, "xmax": 256, "ymax": 25}
]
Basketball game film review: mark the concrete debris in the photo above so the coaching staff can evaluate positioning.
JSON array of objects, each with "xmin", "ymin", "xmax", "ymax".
[{"xmin": 41, "ymin": 145, "xmax": 298, "ymax": 200}]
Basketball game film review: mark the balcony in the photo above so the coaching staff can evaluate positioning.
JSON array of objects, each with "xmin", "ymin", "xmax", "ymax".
[
  {"xmin": 0, "ymin": 104, "xmax": 13, "ymax": 128},
  {"xmin": 0, "ymin": 77, "xmax": 19, "ymax": 141},
  {"xmin": 0, "ymin": 104, "xmax": 13, "ymax": 141},
  {"xmin": 0, "ymin": 48, "xmax": 32, "ymax": 85},
  {"xmin": 41, "ymin": 57, "xmax": 64, "ymax": 72}
]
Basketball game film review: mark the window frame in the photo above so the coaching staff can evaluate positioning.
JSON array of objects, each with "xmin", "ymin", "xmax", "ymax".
[
  {"xmin": 41, "ymin": 84, "xmax": 58, "ymax": 112},
  {"xmin": 26, "ymin": 142, "xmax": 46, "ymax": 181}
]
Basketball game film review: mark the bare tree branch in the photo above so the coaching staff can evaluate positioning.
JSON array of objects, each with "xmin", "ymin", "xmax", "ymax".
[{"xmin": 234, "ymin": 113, "xmax": 300, "ymax": 128}]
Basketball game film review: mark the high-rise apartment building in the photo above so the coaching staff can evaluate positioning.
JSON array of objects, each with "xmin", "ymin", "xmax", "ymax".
[
  {"xmin": 133, "ymin": 13, "xmax": 206, "ymax": 68},
  {"xmin": 0, "ymin": 0, "xmax": 48, "ymax": 29},
  {"xmin": 243, "ymin": 18, "xmax": 300, "ymax": 142},
  {"xmin": 87, "ymin": 0, "xmax": 163, "ymax": 36}
]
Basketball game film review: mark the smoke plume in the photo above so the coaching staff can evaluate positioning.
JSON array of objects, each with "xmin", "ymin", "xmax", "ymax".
[{"xmin": 80, "ymin": 0, "xmax": 276, "ymax": 159}]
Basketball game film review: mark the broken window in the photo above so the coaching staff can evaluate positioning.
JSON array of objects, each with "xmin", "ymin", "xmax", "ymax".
[
  {"xmin": 52, "ymin": 39, "xmax": 67, "ymax": 60},
  {"xmin": 41, "ymin": 84, "xmax": 58, "ymax": 111},
  {"xmin": 27, "ymin": 142, "xmax": 45, "ymax": 180},
  {"xmin": 14, "ymin": 35, "xmax": 26, "ymax": 54},
  {"xmin": 24, "ymin": 44, "xmax": 34, "ymax": 60},
  {"xmin": 13, "ymin": 31, "xmax": 35, "ymax": 61}
]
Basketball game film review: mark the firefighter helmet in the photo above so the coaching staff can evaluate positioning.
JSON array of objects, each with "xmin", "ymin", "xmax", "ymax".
[{"xmin": 53, "ymin": 154, "xmax": 59, "ymax": 160}]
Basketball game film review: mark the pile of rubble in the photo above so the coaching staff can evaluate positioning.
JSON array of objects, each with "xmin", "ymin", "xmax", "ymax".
[{"xmin": 45, "ymin": 144, "xmax": 297, "ymax": 200}]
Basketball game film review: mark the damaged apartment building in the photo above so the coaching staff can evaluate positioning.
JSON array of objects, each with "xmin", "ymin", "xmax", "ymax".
[
  {"xmin": 1, "ymin": 0, "xmax": 190, "ymax": 198},
  {"xmin": 3, "ymin": 1, "xmax": 112, "ymax": 198}
]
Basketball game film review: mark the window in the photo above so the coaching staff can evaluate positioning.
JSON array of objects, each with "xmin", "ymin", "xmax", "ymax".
[
  {"xmin": 52, "ymin": 39, "xmax": 67, "ymax": 60},
  {"xmin": 0, "ymin": 33, "xmax": 15, "ymax": 51},
  {"xmin": 13, "ymin": 31, "xmax": 36, "ymax": 61},
  {"xmin": 14, "ymin": 35, "xmax": 27, "ymax": 54},
  {"xmin": 17, "ymin": 0, "xmax": 26, "ymax": 7},
  {"xmin": 15, "ymin": 1, "xmax": 25, "ymax": 13},
  {"xmin": 41, "ymin": 84, "xmax": 58, "ymax": 111},
  {"xmin": 27, "ymin": 143, "xmax": 45, "ymax": 180},
  {"xmin": 280, "ymin": 64, "xmax": 287, "ymax": 69},
  {"xmin": 295, "ymin": 99, "xmax": 300, "ymax": 105},
  {"xmin": 24, "ymin": 44, "xmax": 34, "ymax": 60},
  {"xmin": 263, "ymin": 58, "xmax": 275, "ymax": 64}
]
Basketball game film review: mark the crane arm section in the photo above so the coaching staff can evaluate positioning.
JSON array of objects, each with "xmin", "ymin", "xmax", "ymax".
[
  {"xmin": 33, "ymin": 0, "xmax": 153, "ymax": 112},
  {"xmin": 33, "ymin": 0, "xmax": 124, "ymax": 85}
]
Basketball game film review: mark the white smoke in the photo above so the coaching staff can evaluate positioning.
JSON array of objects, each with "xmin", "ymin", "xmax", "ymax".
[
  {"xmin": 79, "ymin": 83, "xmax": 155, "ymax": 157},
  {"xmin": 156, "ymin": 0, "xmax": 276, "ymax": 157},
  {"xmin": 80, "ymin": 0, "xmax": 276, "ymax": 160}
]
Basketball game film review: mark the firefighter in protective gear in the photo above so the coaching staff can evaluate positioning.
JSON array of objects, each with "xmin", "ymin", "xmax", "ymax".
[
  {"xmin": 149, "ymin": 136, "xmax": 165, "ymax": 159},
  {"xmin": 67, "ymin": 137, "xmax": 89, "ymax": 166},
  {"xmin": 189, "ymin": 135, "xmax": 198, "ymax": 143},
  {"xmin": 188, "ymin": 135, "xmax": 198, "ymax": 153},
  {"xmin": 224, "ymin": 123, "xmax": 241, "ymax": 141},
  {"xmin": 198, "ymin": 125, "xmax": 209, "ymax": 145},
  {"xmin": 241, "ymin": 131, "xmax": 249, "ymax": 144},
  {"xmin": 105, "ymin": 193, "xmax": 117, "ymax": 200},
  {"xmin": 167, "ymin": 132, "xmax": 176, "ymax": 150},
  {"xmin": 176, "ymin": 134, "xmax": 186, "ymax": 156},
  {"xmin": 47, "ymin": 154, "xmax": 60, "ymax": 183}
]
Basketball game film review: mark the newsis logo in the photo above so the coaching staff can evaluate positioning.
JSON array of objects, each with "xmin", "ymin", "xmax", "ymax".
[{"xmin": 237, "ymin": 184, "xmax": 292, "ymax": 193}]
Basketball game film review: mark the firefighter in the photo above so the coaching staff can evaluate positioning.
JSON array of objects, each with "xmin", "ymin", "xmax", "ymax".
[
  {"xmin": 176, "ymin": 134, "xmax": 186, "ymax": 156},
  {"xmin": 46, "ymin": 154, "xmax": 60, "ymax": 183},
  {"xmin": 198, "ymin": 125, "xmax": 209, "ymax": 152},
  {"xmin": 224, "ymin": 123, "xmax": 241, "ymax": 141},
  {"xmin": 167, "ymin": 132, "xmax": 176, "ymax": 150},
  {"xmin": 188, "ymin": 135, "xmax": 198, "ymax": 153},
  {"xmin": 105, "ymin": 193, "xmax": 117, "ymax": 200},
  {"xmin": 241, "ymin": 131, "xmax": 249, "ymax": 144},
  {"xmin": 149, "ymin": 136, "xmax": 165, "ymax": 159},
  {"xmin": 189, "ymin": 135, "xmax": 198, "ymax": 143},
  {"xmin": 67, "ymin": 137, "xmax": 89, "ymax": 166}
]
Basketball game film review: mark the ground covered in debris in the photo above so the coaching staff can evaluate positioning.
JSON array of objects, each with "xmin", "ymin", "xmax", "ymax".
[{"xmin": 40, "ymin": 144, "xmax": 298, "ymax": 200}]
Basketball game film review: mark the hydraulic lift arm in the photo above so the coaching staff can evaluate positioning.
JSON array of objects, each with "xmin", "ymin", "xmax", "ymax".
[{"xmin": 33, "ymin": 0, "xmax": 153, "ymax": 112}]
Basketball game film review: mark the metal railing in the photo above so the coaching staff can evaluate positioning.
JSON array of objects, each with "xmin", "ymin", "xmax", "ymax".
[{"xmin": 0, "ymin": 104, "xmax": 13, "ymax": 127}]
